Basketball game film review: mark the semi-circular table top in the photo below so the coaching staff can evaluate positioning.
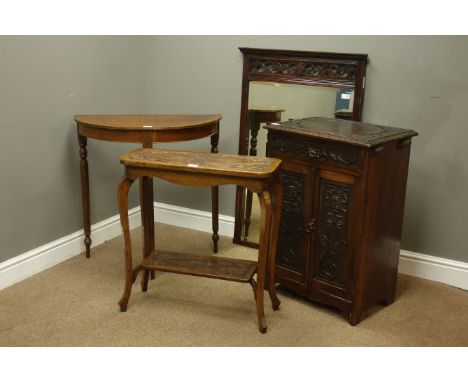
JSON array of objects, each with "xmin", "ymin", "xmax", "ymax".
[
  {"xmin": 74, "ymin": 114, "xmax": 222, "ymax": 143},
  {"xmin": 74, "ymin": 114, "xmax": 222, "ymax": 130}
]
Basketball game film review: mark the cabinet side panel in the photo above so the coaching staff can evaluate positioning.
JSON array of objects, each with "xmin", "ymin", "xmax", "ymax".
[{"xmin": 359, "ymin": 141, "xmax": 412, "ymax": 314}]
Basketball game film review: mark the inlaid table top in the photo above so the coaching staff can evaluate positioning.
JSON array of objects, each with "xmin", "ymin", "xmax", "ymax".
[
  {"xmin": 74, "ymin": 114, "xmax": 222, "ymax": 131},
  {"xmin": 121, "ymin": 148, "xmax": 282, "ymax": 179}
]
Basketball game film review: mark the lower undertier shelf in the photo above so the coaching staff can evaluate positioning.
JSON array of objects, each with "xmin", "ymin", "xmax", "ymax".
[{"xmin": 140, "ymin": 251, "xmax": 257, "ymax": 283}]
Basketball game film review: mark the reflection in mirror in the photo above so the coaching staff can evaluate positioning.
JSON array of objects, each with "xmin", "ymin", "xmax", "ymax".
[
  {"xmin": 242, "ymin": 81, "xmax": 355, "ymax": 244},
  {"xmin": 234, "ymin": 48, "xmax": 368, "ymax": 248}
]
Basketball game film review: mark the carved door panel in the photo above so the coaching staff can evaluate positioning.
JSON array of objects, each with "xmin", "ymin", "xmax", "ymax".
[
  {"xmin": 308, "ymin": 169, "xmax": 356, "ymax": 300},
  {"xmin": 275, "ymin": 161, "xmax": 314, "ymax": 287}
]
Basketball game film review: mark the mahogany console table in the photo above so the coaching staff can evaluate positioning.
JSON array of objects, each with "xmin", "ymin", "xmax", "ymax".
[{"xmin": 74, "ymin": 114, "xmax": 222, "ymax": 259}]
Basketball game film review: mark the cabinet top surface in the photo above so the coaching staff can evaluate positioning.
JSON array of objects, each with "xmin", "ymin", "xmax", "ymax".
[
  {"xmin": 265, "ymin": 117, "xmax": 418, "ymax": 148},
  {"xmin": 121, "ymin": 148, "xmax": 281, "ymax": 179},
  {"xmin": 74, "ymin": 114, "xmax": 222, "ymax": 131}
]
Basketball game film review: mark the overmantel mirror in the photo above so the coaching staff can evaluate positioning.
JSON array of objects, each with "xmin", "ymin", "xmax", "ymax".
[{"xmin": 233, "ymin": 47, "xmax": 368, "ymax": 248}]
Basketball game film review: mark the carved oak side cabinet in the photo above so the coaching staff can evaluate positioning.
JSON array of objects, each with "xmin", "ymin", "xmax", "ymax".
[{"xmin": 265, "ymin": 117, "xmax": 418, "ymax": 325}]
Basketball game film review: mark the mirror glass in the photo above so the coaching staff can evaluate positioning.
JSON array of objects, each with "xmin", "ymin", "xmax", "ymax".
[{"xmin": 242, "ymin": 81, "xmax": 355, "ymax": 244}]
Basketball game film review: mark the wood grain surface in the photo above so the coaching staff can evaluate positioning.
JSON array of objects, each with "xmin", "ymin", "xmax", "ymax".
[
  {"xmin": 141, "ymin": 251, "xmax": 257, "ymax": 283},
  {"xmin": 265, "ymin": 117, "xmax": 418, "ymax": 148},
  {"xmin": 121, "ymin": 148, "xmax": 282, "ymax": 178},
  {"xmin": 74, "ymin": 114, "xmax": 222, "ymax": 131}
]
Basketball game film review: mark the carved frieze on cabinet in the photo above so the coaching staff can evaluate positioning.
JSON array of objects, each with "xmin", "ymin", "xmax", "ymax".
[{"xmin": 268, "ymin": 135, "xmax": 359, "ymax": 167}]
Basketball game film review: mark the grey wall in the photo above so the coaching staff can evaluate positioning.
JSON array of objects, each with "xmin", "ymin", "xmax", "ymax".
[
  {"xmin": 1, "ymin": 36, "xmax": 467, "ymax": 264},
  {"xmin": 143, "ymin": 36, "xmax": 468, "ymax": 263},
  {"xmin": 0, "ymin": 36, "xmax": 146, "ymax": 262}
]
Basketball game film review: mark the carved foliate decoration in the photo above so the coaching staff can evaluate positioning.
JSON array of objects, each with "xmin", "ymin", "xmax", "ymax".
[
  {"xmin": 308, "ymin": 147, "xmax": 357, "ymax": 166},
  {"xmin": 249, "ymin": 59, "xmax": 298, "ymax": 76},
  {"xmin": 249, "ymin": 59, "xmax": 358, "ymax": 81},
  {"xmin": 269, "ymin": 135, "xmax": 358, "ymax": 166},
  {"xmin": 302, "ymin": 63, "xmax": 322, "ymax": 77},
  {"xmin": 315, "ymin": 181, "xmax": 351, "ymax": 287},
  {"xmin": 303, "ymin": 63, "xmax": 357, "ymax": 80},
  {"xmin": 276, "ymin": 172, "xmax": 305, "ymax": 271}
]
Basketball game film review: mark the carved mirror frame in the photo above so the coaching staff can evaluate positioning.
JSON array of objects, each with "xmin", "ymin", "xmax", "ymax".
[{"xmin": 233, "ymin": 47, "xmax": 368, "ymax": 248}]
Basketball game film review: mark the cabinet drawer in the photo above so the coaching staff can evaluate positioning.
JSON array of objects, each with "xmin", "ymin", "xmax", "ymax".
[{"xmin": 267, "ymin": 133, "xmax": 362, "ymax": 170}]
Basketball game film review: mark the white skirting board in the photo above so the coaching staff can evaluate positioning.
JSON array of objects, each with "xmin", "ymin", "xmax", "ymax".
[
  {"xmin": 0, "ymin": 202, "xmax": 234, "ymax": 291},
  {"xmin": 152, "ymin": 202, "xmax": 235, "ymax": 237},
  {"xmin": 398, "ymin": 250, "xmax": 468, "ymax": 290},
  {"xmin": 0, "ymin": 206, "xmax": 142, "ymax": 291},
  {"xmin": 0, "ymin": 202, "xmax": 467, "ymax": 291}
]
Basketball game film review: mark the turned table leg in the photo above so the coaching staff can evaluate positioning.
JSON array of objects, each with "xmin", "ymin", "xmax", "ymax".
[
  {"xmin": 78, "ymin": 132, "xmax": 92, "ymax": 258},
  {"xmin": 118, "ymin": 176, "xmax": 136, "ymax": 312},
  {"xmin": 211, "ymin": 132, "xmax": 219, "ymax": 253}
]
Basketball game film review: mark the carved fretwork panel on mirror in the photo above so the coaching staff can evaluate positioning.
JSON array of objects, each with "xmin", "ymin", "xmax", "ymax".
[
  {"xmin": 234, "ymin": 47, "xmax": 368, "ymax": 248},
  {"xmin": 248, "ymin": 59, "xmax": 358, "ymax": 86}
]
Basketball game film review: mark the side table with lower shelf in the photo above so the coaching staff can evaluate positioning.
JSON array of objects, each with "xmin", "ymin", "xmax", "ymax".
[{"xmin": 117, "ymin": 148, "xmax": 283, "ymax": 333}]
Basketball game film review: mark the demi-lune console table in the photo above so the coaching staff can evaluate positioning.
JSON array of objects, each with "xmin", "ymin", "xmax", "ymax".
[{"xmin": 74, "ymin": 114, "xmax": 222, "ymax": 260}]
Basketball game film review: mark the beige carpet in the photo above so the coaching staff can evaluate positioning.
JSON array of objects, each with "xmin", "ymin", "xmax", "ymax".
[{"xmin": 1, "ymin": 223, "xmax": 467, "ymax": 346}]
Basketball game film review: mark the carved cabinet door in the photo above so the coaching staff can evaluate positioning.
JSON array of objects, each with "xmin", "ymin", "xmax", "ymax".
[
  {"xmin": 307, "ymin": 168, "xmax": 356, "ymax": 300},
  {"xmin": 274, "ymin": 161, "xmax": 315, "ymax": 290}
]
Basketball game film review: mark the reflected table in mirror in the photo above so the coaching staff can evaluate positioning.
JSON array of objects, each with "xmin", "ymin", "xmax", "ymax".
[
  {"xmin": 243, "ymin": 107, "xmax": 284, "ymax": 241},
  {"xmin": 242, "ymin": 83, "xmax": 356, "ymax": 245}
]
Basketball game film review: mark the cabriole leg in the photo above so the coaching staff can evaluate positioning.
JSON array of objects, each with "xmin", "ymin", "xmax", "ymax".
[
  {"xmin": 256, "ymin": 190, "xmax": 273, "ymax": 333},
  {"xmin": 267, "ymin": 180, "xmax": 282, "ymax": 311},
  {"xmin": 118, "ymin": 176, "xmax": 136, "ymax": 312}
]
